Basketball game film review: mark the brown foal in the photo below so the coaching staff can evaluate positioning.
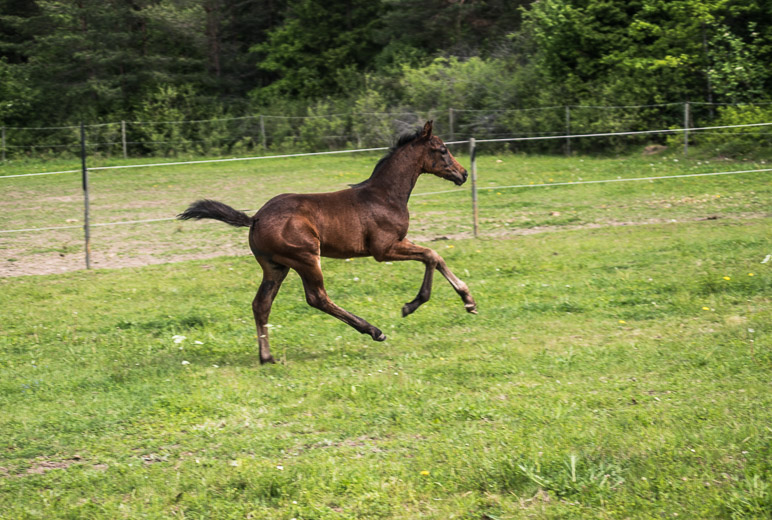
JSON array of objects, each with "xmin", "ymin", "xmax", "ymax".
[{"xmin": 178, "ymin": 121, "xmax": 477, "ymax": 364}]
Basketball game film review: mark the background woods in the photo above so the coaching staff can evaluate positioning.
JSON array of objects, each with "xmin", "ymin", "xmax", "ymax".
[{"xmin": 0, "ymin": 0, "xmax": 770, "ymax": 154}]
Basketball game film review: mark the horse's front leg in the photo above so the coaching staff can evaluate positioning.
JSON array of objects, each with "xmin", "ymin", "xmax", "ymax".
[{"xmin": 377, "ymin": 239, "xmax": 477, "ymax": 316}]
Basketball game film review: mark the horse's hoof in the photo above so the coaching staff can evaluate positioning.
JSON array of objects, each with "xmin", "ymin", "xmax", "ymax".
[
  {"xmin": 374, "ymin": 332, "xmax": 387, "ymax": 342},
  {"xmin": 465, "ymin": 303, "xmax": 478, "ymax": 314},
  {"xmin": 260, "ymin": 356, "xmax": 276, "ymax": 365},
  {"xmin": 401, "ymin": 304, "xmax": 415, "ymax": 317}
]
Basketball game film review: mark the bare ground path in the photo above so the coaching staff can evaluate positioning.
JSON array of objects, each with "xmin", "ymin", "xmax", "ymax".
[{"xmin": 2, "ymin": 213, "xmax": 766, "ymax": 277}]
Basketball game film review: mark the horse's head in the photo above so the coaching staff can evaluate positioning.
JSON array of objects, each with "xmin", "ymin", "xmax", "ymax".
[{"xmin": 418, "ymin": 121, "xmax": 468, "ymax": 186}]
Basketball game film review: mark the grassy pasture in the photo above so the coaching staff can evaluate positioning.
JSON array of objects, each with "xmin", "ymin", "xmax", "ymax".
[
  {"xmin": 0, "ymin": 149, "xmax": 769, "ymax": 274},
  {"xmin": 0, "ymin": 150, "xmax": 771, "ymax": 518}
]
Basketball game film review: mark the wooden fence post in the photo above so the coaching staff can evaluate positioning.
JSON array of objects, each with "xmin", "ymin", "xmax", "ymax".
[
  {"xmin": 469, "ymin": 137, "xmax": 478, "ymax": 238},
  {"xmin": 259, "ymin": 115, "xmax": 267, "ymax": 149},
  {"xmin": 80, "ymin": 122, "xmax": 91, "ymax": 269},
  {"xmin": 565, "ymin": 105, "xmax": 572, "ymax": 156},
  {"xmin": 121, "ymin": 120, "xmax": 128, "ymax": 159},
  {"xmin": 684, "ymin": 101, "xmax": 690, "ymax": 156}
]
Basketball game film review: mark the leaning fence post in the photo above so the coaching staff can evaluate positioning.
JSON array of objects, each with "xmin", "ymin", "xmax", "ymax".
[
  {"xmin": 121, "ymin": 120, "xmax": 128, "ymax": 159},
  {"xmin": 683, "ymin": 101, "xmax": 690, "ymax": 156},
  {"xmin": 469, "ymin": 137, "xmax": 479, "ymax": 238},
  {"xmin": 80, "ymin": 122, "xmax": 91, "ymax": 270}
]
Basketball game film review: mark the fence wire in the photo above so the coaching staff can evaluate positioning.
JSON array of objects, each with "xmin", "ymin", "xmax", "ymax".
[
  {"xmin": 1, "ymin": 111, "xmax": 770, "ymax": 275},
  {"xmin": 2, "ymin": 101, "xmax": 770, "ymax": 161},
  {"xmin": 3, "ymin": 121, "xmax": 770, "ymax": 180},
  {"xmin": 2, "ymin": 165, "xmax": 769, "ymax": 235}
]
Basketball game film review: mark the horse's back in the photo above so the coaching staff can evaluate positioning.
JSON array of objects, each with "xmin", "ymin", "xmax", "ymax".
[{"xmin": 252, "ymin": 189, "xmax": 369, "ymax": 259}]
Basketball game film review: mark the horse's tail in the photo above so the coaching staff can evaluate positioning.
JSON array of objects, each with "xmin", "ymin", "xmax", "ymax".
[{"xmin": 177, "ymin": 199, "xmax": 253, "ymax": 228}]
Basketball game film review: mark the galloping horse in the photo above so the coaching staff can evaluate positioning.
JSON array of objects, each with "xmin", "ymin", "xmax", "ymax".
[{"xmin": 178, "ymin": 121, "xmax": 477, "ymax": 364}]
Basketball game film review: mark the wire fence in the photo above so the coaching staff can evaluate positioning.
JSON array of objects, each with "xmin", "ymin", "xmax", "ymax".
[
  {"xmin": 1, "ymin": 109, "xmax": 770, "ymax": 275},
  {"xmin": 3, "ymin": 120, "xmax": 771, "ymax": 181},
  {"xmin": 3, "ymin": 101, "xmax": 771, "ymax": 160},
  {"xmin": 2, "ymin": 165, "xmax": 768, "ymax": 236}
]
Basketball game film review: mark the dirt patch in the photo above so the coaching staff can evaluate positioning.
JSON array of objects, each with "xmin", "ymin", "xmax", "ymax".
[
  {"xmin": 0, "ymin": 213, "xmax": 766, "ymax": 278},
  {"xmin": 23, "ymin": 455, "xmax": 85, "ymax": 476},
  {"xmin": 1, "ymin": 456, "xmax": 109, "ymax": 478},
  {"xmin": 25, "ymin": 460, "xmax": 75, "ymax": 475},
  {"xmin": 419, "ymin": 214, "xmax": 759, "ymax": 242},
  {"xmin": 643, "ymin": 144, "xmax": 667, "ymax": 155}
]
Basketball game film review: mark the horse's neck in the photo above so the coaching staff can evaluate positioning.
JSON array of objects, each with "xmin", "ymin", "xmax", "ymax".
[{"xmin": 366, "ymin": 146, "xmax": 423, "ymax": 207}]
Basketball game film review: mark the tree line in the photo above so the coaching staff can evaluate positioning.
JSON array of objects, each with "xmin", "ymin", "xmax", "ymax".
[{"xmin": 0, "ymin": 0, "xmax": 770, "ymax": 156}]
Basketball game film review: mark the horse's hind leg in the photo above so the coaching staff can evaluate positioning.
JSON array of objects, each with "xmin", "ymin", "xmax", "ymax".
[
  {"xmin": 288, "ymin": 255, "xmax": 386, "ymax": 342},
  {"xmin": 253, "ymin": 259, "xmax": 289, "ymax": 364}
]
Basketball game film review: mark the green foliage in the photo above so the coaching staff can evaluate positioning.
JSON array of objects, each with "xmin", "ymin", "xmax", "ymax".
[
  {"xmin": 297, "ymin": 101, "xmax": 348, "ymax": 150},
  {"xmin": 519, "ymin": 0, "xmax": 771, "ymax": 119},
  {"xmin": 377, "ymin": 0, "xmax": 530, "ymax": 57},
  {"xmin": 350, "ymin": 86, "xmax": 395, "ymax": 148},
  {"xmin": 132, "ymin": 84, "xmax": 198, "ymax": 156},
  {"xmin": 401, "ymin": 57, "xmax": 517, "ymax": 112},
  {"xmin": 250, "ymin": 0, "xmax": 384, "ymax": 101},
  {"xmin": 0, "ymin": 59, "xmax": 36, "ymax": 124},
  {"xmin": 707, "ymin": 22, "xmax": 768, "ymax": 103},
  {"xmin": 683, "ymin": 104, "xmax": 772, "ymax": 158},
  {"xmin": 0, "ymin": 0, "xmax": 770, "ymax": 159}
]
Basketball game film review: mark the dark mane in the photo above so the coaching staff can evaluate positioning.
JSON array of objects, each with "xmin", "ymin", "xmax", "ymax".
[{"xmin": 349, "ymin": 127, "xmax": 423, "ymax": 188}]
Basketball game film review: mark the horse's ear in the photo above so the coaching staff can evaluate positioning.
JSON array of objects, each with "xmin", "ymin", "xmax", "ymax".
[{"xmin": 421, "ymin": 120, "xmax": 433, "ymax": 139}]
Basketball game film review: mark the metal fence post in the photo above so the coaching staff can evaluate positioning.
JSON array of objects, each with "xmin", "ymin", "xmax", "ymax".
[
  {"xmin": 683, "ymin": 101, "xmax": 690, "ymax": 156},
  {"xmin": 469, "ymin": 137, "xmax": 479, "ymax": 238},
  {"xmin": 121, "ymin": 120, "xmax": 128, "ymax": 159},
  {"xmin": 80, "ymin": 122, "xmax": 91, "ymax": 269},
  {"xmin": 565, "ymin": 105, "xmax": 571, "ymax": 156}
]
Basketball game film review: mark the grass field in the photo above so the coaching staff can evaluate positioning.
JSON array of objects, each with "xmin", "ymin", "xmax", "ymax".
[
  {"xmin": 1, "ymin": 149, "xmax": 771, "ymax": 518},
  {"xmin": 0, "ymin": 148, "xmax": 769, "ymax": 275}
]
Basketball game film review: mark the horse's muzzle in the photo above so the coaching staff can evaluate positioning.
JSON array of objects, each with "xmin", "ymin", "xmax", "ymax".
[{"xmin": 453, "ymin": 169, "xmax": 468, "ymax": 186}]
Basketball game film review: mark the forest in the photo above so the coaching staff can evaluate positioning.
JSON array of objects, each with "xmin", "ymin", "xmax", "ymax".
[{"xmin": 0, "ymin": 0, "xmax": 770, "ymax": 155}]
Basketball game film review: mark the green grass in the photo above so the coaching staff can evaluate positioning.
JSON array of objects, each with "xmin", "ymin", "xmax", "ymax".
[
  {"xmin": 1, "ymin": 214, "xmax": 771, "ymax": 518},
  {"xmin": 2, "ymin": 149, "xmax": 770, "ymax": 276},
  {"xmin": 1, "ymin": 150, "xmax": 771, "ymax": 517}
]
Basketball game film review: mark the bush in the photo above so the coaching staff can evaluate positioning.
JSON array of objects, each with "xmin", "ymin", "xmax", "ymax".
[{"xmin": 669, "ymin": 104, "xmax": 772, "ymax": 158}]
